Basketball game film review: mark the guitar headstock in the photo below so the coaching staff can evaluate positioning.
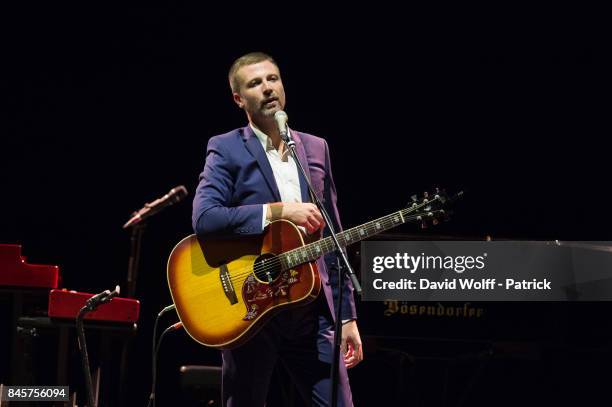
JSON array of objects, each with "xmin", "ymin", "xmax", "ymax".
[{"xmin": 407, "ymin": 188, "xmax": 462, "ymax": 228}]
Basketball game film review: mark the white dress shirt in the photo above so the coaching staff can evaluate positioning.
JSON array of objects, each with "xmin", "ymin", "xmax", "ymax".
[
  {"xmin": 250, "ymin": 123, "xmax": 302, "ymax": 229},
  {"xmin": 251, "ymin": 124, "xmax": 352, "ymax": 324}
]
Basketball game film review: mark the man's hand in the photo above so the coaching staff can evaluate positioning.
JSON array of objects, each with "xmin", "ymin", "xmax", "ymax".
[
  {"xmin": 341, "ymin": 320, "xmax": 363, "ymax": 369},
  {"xmin": 268, "ymin": 202, "xmax": 325, "ymax": 234}
]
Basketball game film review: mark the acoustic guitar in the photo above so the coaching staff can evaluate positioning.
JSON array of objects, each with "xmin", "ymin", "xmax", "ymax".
[{"xmin": 167, "ymin": 191, "xmax": 454, "ymax": 349}]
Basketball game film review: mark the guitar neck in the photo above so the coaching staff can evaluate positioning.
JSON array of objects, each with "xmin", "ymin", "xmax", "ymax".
[{"xmin": 279, "ymin": 197, "xmax": 441, "ymax": 270}]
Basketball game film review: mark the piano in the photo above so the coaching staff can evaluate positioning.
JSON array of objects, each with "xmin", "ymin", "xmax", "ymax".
[
  {"xmin": 0, "ymin": 243, "xmax": 140, "ymax": 406},
  {"xmin": 346, "ymin": 233, "xmax": 612, "ymax": 407},
  {"xmin": 48, "ymin": 289, "xmax": 139, "ymax": 323},
  {"xmin": 0, "ymin": 243, "xmax": 139, "ymax": 322},
  {"xmin": 0, "ymin": 244, "xmax": 59, "ymax": 288}
]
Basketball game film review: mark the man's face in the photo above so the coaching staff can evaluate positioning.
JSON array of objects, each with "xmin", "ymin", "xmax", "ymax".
[{"xmin": 233, "ymin": 60, "xmax": 286, "ymax": 121}]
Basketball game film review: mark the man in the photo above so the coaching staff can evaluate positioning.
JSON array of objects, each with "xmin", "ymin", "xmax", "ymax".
[{"xmin": 192, "ymin": 52, "xmax": 363, "ymax": 406}]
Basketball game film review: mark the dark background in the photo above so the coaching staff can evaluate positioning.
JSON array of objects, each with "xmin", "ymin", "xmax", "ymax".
[{"xmin": 1, "ymin": 4, "xmax": 610, "ymax": 406}]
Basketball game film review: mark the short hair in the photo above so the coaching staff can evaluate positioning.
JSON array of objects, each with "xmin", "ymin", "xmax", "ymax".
[{"xmin": 228, "ymin": 52, "xmax": 278, "ymax": 93}]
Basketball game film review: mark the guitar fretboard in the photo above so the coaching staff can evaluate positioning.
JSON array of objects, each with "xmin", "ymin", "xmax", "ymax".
[{"xmin": 278, "ymin": 196, "xmax": 441, "ymax": 270}]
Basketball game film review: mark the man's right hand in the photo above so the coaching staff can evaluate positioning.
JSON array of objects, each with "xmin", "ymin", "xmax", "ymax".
[{"xmin": 267, "ymin": 202, "xmax": 325, "ymax": 234}]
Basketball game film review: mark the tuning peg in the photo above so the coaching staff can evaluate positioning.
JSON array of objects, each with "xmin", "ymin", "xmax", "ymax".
[
  {"xmin": 434, "ymin": 187, "xmax": 444, "ymax": 200},
  {"xmin": 426, "ymin": 211, "xmax": 437, "ymax": 223}
]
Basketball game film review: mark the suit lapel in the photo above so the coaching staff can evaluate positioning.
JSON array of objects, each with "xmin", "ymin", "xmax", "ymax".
[
  {"xmin": 242, "ymin": 126, "xmax": 282, "ymax": 202},
  {"xmin": 291, "ymin": 131, "xmax": 313, "ymax": 203}
]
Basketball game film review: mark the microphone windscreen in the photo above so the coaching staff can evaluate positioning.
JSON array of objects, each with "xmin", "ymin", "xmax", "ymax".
[
  {"xmin": 169, "ymin": 185, "xmax": 188, "ymax": 203},
  {"xmin": 274, "ymin": 110, "xmax": 288, "ymax": 132}
]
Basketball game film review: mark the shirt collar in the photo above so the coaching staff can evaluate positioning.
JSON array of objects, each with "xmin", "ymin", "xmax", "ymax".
[{"xmin": 249, "ymin": 122, "xmax": 291, "ymax": 152}]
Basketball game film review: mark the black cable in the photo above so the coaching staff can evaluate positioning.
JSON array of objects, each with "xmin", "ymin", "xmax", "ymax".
[
  {"xmin": 147, "ymin": 304, "xmax": 177, "ymax": 407},
  {"xmin": 156, "ymin": 322, "xmax": 183, "ymax": 358}
]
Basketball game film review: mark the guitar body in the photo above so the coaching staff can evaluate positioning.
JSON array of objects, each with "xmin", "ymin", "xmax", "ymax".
[
  {"xmin": 167, "ymin": 219, "xmax": 321, "ymax": 349},
  {"xmin": 167, "ymin": 190, "xmax": 453, "ymax": 349}
]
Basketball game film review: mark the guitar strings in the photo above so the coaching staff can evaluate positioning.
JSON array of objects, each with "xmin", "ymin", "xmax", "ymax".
[
  {"xmin": 175, "ymin": 198, "xmax": 443, "ymax": 289},
  {"xmin": 176, "ymin": 210, "xmax": 439, "ymax": 293},
  {"xmin": 217, "ymin": 197, "xmax": 443, "ymax": 284}
]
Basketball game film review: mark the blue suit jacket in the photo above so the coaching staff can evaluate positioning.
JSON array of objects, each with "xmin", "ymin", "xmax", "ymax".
[{"xmin": 192, "ymin": 125, "xmax": 357, "ymax": 321}]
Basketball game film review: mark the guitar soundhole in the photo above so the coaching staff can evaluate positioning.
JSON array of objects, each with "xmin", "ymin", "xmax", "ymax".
[{"xmin": 253, "ymin": 253, "xmax": 282, "ymax": 284}]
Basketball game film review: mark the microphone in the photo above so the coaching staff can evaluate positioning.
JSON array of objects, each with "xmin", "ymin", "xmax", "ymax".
[
  {"xmin": 99, "ymin": 285, "xmax": 121, "ymax": 305},
  {"xmin": 85, "ymin": 285, "xmax": 120, "ymax": 309},
  {"xmin": 85, "ymin": 289, "xmax": 111, "ymax": 307},
  {"xmin": 274, "ymin": 110, "xmax": 290, "ymax": 143},
  {"xmin": 123, "ymin": 185, "xmax": 188, "ymax": 229}
]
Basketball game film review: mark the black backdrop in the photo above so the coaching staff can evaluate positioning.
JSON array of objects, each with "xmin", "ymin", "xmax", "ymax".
[{"xmin": 1, "ymin": 4, "xmax": 609, "ymax": 406}]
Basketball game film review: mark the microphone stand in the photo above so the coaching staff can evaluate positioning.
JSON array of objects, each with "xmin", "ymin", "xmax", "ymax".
[
  {"xmin": 281, "ymin": 130, "xmax": 361, "ymax": 407},
  {"xmin": 126, "ymin": 222, "xmax": 145, "ymax": 298},
  {"xmin": 76, "ymin": 287, "xmax": 120, "ymax": 407},
  {"xmin": 76, "ymin": 305, "xmax": 98, "ymax": 407},
  {"xmin": 123, "ymin": 185, "xmax": 188, "ymax": 298},
  {"xmin": 122, "ymin": 217, "xmax": 147, "ymax": 406}
]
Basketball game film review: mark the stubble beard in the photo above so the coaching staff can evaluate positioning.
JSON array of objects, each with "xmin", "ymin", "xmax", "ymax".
[{"xmin": 260, "ymin": 102, "xmax": 282, "ymax": 119}]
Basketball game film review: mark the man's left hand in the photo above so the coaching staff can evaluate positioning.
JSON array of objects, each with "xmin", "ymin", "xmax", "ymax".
[{"xmin": 341, "ymin": 320, "xmax": 363, "ymax": 369}]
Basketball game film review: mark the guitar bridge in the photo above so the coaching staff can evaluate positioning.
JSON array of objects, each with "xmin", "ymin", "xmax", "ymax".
[{"xmin": 219, "ymin": 264, "xmax": 238, "ymax": 305}]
